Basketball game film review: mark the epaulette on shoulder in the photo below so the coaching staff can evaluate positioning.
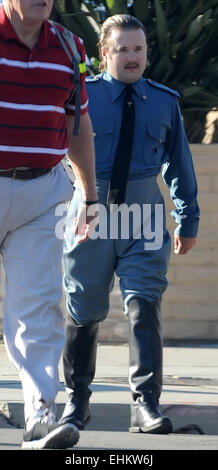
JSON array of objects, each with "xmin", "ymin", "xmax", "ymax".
[
  {"xmin": 146, "ymin": 79, "xmax": 180, "ymax": 98},
  {"xmin": 86, "ymin": 74, "xmax": 102, "ymax": 84}
]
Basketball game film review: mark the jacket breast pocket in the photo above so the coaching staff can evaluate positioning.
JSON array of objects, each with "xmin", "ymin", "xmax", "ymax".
[
  {"xmin": 144, "ymin": 124, "xmax": 167, "ymax": 165},
  {"xmin": 93, "ymin": 123, "xmax": 113, "ymax": 164}
]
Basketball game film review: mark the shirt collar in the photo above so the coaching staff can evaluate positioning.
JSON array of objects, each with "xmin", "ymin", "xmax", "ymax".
[
  {"xmin": 103, "ymin": 70, "xmax": 147, "ymax": 102},
  {"xmin": 0, "ymin": 4, "xmax": 48, "ymax": 50}
]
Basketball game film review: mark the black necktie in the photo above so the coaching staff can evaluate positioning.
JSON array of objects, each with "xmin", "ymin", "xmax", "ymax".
[{"xmin": 108, "ymin": 85, "xmax": 135, "ymax": 206}]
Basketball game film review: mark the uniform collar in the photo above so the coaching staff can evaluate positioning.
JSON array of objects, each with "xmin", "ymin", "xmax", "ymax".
[
  {"xmin": 103, "ymin": 70, "xmax": 147, "ymax": 102},
  {"xmin": 0, "ymin": 4, "xmax": 49, "ymax": 50}
]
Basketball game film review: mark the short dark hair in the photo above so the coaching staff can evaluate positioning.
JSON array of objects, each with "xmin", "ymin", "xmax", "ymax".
[{"xmin": 98, "ymin": 14, "xmax": 148, "ymax": 71}]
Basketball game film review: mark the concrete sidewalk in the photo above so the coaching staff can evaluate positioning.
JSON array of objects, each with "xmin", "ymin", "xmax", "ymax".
[{"xmin": 0, "ymin": 340, "xmax": 218, "ymax": 450}]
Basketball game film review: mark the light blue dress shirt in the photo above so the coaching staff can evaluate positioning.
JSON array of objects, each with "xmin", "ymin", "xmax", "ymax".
[{"xmin": 86, "ymin": 71, "xmax": 200, "ymax": 238}]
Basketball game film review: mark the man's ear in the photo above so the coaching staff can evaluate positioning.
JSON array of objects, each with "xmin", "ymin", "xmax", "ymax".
[{"xmin": 101, "ymin": 47, "xmax": 107, "ymax": 67}]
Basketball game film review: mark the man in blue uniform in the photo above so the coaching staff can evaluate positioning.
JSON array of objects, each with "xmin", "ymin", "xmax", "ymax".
[{"xmin": 60, "ymin": 14, "xmax": 199, "ymax": 434}]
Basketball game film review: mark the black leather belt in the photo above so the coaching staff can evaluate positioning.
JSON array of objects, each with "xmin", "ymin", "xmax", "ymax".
[{"xmin": 0, "ymin": 168, "xmax": 51, "ymax": 180}]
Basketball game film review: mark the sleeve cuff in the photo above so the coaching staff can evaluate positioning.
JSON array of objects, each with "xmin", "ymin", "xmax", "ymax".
[{"xmin": 174, "ymin": 218, "xmax": 199, "ymax": 238}]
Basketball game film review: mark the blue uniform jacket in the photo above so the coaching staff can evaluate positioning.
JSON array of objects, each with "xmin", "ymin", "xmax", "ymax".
[{"xmin": 86, "ymin": 71, "xmax": 200, "ymax": 238}]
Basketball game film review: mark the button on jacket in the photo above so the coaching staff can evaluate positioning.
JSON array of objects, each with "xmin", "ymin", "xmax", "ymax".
[{"xmin": 86, "ymin": 71, "xmax": 200, "ymax": 238}]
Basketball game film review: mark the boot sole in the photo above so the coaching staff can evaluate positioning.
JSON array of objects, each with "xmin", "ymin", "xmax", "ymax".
[{"xmin": 129, "ymin": 420, "xmax": 173, "ymax": 434}]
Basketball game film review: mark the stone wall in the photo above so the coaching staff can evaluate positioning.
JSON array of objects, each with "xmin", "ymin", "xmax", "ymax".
[{"xmin": 0, "ymin": 145, "xmax": 218, "ymax": 341}]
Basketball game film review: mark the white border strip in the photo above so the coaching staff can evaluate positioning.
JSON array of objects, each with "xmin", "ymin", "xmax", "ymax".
[
  {"xmin": 0, "ymin": 101, "xmax": 65, "ymax": 114},
  {"xmin": 0, "ymin": 145, "xmax": 68, "ymax": 155},
  {"xmin": 0, "ymin": 58, "xmax": 73, "ymax": 74}
]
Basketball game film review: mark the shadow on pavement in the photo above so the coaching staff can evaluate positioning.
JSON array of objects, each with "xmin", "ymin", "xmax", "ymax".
[{"xmin": 78, "ymin": 403, "xmax": 218, "ymax": 436}]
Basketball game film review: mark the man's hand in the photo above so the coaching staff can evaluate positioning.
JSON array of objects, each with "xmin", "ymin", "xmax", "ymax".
[
  {"xmin": 174, "ymin": 234, "xmax": 197, "ymax": 255},
  {"xmin": 74, "ymin": 202, "xmax": 99, "ymax": 243}
]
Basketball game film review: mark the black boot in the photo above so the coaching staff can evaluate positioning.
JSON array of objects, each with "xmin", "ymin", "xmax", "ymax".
[
  {"xmin": 59, "ymin": 313, "xmax": 99, "ymax": 429},
  {"xmin": 128, "ymin": 297, "xmax": 172, "ymax": 434}
]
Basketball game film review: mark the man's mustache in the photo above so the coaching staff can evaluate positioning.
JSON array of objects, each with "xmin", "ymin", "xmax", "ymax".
[{"xmin": 124, "ymin": 63, "xmax": 140, "ymax": 68}]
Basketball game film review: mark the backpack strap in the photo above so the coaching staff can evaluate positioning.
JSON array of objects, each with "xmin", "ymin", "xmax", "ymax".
[{"xmin": 49, "ymin": 20, "xmax": 84, "ymax": 135}]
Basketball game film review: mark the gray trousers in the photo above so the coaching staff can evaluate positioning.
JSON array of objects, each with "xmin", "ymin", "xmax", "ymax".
[
  {"xmin": 63, "ymin": 176, "xmax": 171, "ymax": 325},
  {"xmin": 0, "ymin": 163, "xmax": 74, "ymax": 422}
]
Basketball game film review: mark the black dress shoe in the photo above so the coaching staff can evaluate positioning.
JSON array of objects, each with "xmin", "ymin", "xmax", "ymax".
[
  {"xmin": 129, "ymin": 398, "xmax": 172, "ymax": 434},
  {"xmin": 59, "ymin": 391, "xmax": 91, "ymax": 429}
]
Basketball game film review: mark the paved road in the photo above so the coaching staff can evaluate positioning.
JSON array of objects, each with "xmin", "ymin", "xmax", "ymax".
[{"xmin": 0, "ymin": 341, "xmax": 218, "ymax": 460}]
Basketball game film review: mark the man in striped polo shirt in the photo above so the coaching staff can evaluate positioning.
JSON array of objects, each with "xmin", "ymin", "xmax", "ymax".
[{"xmin": 0, "ymin": 0, "xmax": 98, "ymax": 449}]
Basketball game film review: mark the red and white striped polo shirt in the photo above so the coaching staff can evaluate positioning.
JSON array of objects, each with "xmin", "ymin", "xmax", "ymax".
[{"xmin": 0, "ymin": 6, "xmax": 88, "ymax": 169}]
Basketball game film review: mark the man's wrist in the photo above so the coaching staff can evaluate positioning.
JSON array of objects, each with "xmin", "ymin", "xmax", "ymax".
[
  {"xmin": 81, "ymin": 183, "xmax": 98, "ymax": 201},
  {"xmin": 82, "ymin": 199, "xmax": 99, "ymax": 205}
]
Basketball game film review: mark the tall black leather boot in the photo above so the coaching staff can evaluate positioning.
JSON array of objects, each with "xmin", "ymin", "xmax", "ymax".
[
  {"xmin": 128, "ymin": 297, "xmax": 172, "ymax": 434},
  {"xmin": 59, "ymin": 312, "xmax": 99, "ymax": 429}
]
